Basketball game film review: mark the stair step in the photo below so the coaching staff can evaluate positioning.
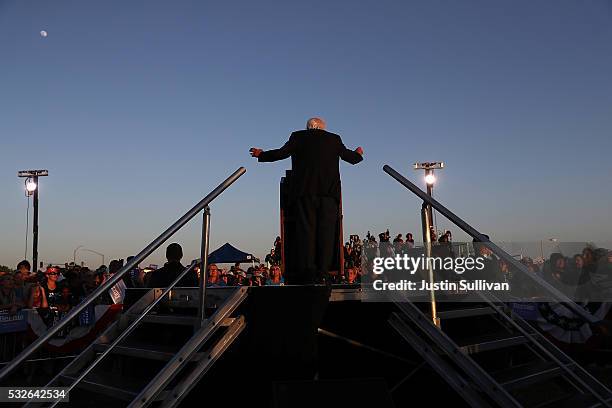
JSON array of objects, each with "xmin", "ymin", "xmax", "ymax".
[
  {"xmin": 133, "ymin": 314, "xmax": 197, "ymax": 325},
  {"xmin": 127, "ymin": 314, "xmax": 235, "ymax": 326},
  {"xmin": 93, "ymin": 343, "xmax": 206, "ymax": 362},
  {"xmin": 437, "ymin": 306, "xmax": 495, "ymax": 320},
  {"xmin": 61, "ymin": 373, "xmax": 167, "ymax": 402},
  {"xmin": 534, "ymin": 392, "xmax": 603, "ymax": 408},
  {"xmin": 458, "ymin": 332, "xmax": 528, "ymax": 354},
  {"xmin": 492, "ymin": 361, "xmax": 569, "ymax": 390}
]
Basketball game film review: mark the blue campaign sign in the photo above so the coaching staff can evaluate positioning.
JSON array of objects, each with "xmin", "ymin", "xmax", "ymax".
[
  {"xmin": 510, "ymin": 302, "xmax": 540, "ymax": 321},
  {"xmin": 0, "ymin": 310, "xmax": 28, "ymax": 334}
]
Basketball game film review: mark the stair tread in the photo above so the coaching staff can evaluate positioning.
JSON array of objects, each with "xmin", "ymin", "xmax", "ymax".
[
  {"xmin": 131, "ymin": 313, "xmax": 198, "ymax": 325},
  {"xmin": 535, "ymin": 392, "xmax": 601, "ymax": 408},
  {"xmin": 437, "ymin": 306, "xmax": 495, "ymax": 319},
  {"xmin": 457, "ymin": 331, "xmax": 528, "ymax": 354},
  {"xmin": 94, "ymin": 343, "xmax": 178, "ymax": 360},
  {"xmin": 94, "ymin": 342, "xmax": 209, "ymax": 362},
  {"xmin": 61, "ymin": 371, "xmax": 147, "ymax": 401},
  {"xmin": 492, "ymin": 361, "xmax": 566, "ymax": 389}
]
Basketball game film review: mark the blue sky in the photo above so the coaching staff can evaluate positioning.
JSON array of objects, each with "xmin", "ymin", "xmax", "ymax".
[{"xmin": 1, "ymin": 0, "xmax": 611, "ymax": 268}]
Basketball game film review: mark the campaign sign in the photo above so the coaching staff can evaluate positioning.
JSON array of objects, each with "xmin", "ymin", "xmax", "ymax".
[{"xmin": 0, "ymin": 310, "xmax": 28, "ymax": 334}]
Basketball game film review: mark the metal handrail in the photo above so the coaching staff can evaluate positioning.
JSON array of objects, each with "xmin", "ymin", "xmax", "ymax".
[
  {"xmin": 382, "ymin": 164, "xmax": 598, "ymax": 324},
  {"xmin": 0, "ymin": 167, "xmax": 247, "ymax": 381},
  {"xmin": 45, "ymin": 262, "xmax": 199, "ymax": 408}
]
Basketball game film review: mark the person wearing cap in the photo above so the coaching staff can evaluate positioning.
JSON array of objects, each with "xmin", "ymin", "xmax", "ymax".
[
  {"xmin": 42, "ymin": 266, "xmax": 63, "ymax": 307},
  {"xmin": 250, "ymin": 117, "xmax": 363, "ymax": 284}
]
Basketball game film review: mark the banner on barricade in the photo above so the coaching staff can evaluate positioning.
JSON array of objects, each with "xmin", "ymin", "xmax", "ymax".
[{"xmin": 0, "ymin": 310, "xmax": 28, "ymax": 334}]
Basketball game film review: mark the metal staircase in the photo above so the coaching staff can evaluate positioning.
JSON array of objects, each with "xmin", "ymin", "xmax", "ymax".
[
  {"xmin": 39, "ymin": 283, "xmax": 248, "ymax": 408},
  {"xmin": 0, "ymin": 167, "xmax": 248, "ymax": 407},
  {"xmin": 383, "ymin": 164, "xmax": 612, "ymax": 408}
]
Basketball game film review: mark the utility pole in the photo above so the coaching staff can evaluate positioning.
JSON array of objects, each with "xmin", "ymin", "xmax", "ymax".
[{"xmin": 19, "ymin": 170, "xmax": 49, "ymax": 272}]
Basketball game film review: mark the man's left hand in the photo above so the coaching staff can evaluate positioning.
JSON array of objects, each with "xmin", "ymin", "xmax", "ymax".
[{"xmin": 250, "ymin": 148, "xmax": 263, "ymax": 158}]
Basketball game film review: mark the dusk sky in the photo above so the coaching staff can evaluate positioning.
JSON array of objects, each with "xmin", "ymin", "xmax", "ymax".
[{"xmin": 1, "ymin": 0, "xmax": 611, "ymax": 269}]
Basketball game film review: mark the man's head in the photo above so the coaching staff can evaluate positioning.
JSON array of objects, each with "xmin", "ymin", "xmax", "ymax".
[
  {"xmin": 17, "ymin": 260, "xmax": 31, "ymax": 274},
  {"xmin": 306, "ymin": 117, "xmax": 326, "ymax": 130},
  {"xmin": 166, "ymin": 243, "xmax": 183, "ymax": 262}
]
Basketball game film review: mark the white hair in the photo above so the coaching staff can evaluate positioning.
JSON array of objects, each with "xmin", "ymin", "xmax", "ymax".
[{"xmin": 306, "ymin": 117, "xmax": 326, "ymax": 130}]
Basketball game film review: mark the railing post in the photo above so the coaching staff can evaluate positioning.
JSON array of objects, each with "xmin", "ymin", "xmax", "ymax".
[
  {"xmin": 421, "ymin": 203, "xmax": 440, "ymax": 328},
  {"xmin": 198, "ymin": 206, "xmax": 211, "ymax": 327}
]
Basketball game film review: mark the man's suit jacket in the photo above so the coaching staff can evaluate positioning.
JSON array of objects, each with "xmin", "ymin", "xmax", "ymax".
[
  {"xmin": 147, "ymin": 261, "xmax": 198, "ymax": 288},
  {"xmin": 258, "ymin": 129, "xmax": 362, "ymax": 201}
]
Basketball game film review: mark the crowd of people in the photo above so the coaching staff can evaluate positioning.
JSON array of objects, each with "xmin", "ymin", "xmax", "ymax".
[
  {"xmin": 496, "ymin": 245, "xmax": 612, "ymax": 299},
  {"xmin": 4, "ymin": 231, "xmax": 609, "ymax": 317},
  {"xmin": 0, "ymin": 259, "xmax": 122, "ymax": 326}
]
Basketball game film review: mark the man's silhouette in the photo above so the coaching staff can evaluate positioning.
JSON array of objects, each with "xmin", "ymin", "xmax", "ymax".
[
  {"xmin": 147, "ymin": 243, "xmax": 198, "ymax": 288},
  {"xmin": 250, "ymin": 117, "xmax": 363, "ymax": 284}
]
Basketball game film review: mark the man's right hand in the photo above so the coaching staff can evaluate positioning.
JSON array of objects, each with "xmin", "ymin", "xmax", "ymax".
[
  {"xmin": 249, "ymin": 148, "xmax": 263, "ymax": 158},
  {"xmin": 355, "ymin": 146, "xmax": 364, "ymax": 156}
]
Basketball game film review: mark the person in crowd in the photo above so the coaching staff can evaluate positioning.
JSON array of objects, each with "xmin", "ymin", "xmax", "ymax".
[
  {"xmin": 233, "ymin": 270, "xmax": 247, "ymax": 286},
  {"xmin": 261, "ymin": 265, "xmax": 270, "ymax": 281},
  {"xmin": 346, "ymin": 267, "xmax": 360, "ymax": 284},
  {"xmin": 123, "ymin": 255, "xmax": 142, "ymax": 288},
  {"xmin": 573, "ymin": 254, "xmax": 584, "ymax": 274},
  {"xmin": 364, "ymin": 235, "xmax": 378, "ymax": 260},
  {"xmin": 57, "ymin": 285, "xmax": 76, "ymax": 312},
  {"xmin": 438, "ymin": 231, "xmax": 451, "ymax": 244},
  {"xmin": 405, "ymin": 233, "xmax": 415, "ymax": 250},
  {"xmin": 13, "ymin": 267, "xmax": 31, "ymax": 307},
  {"xmin": 273, "ymin": 236, "xmax": 282, "ymax": 265},
  {"xmin": 472, "ymin": 236, "xmax": 503, "ymax": 282},
  {"xmin": 147, "ymin": 243, "xmax": 198, "ymax": 288},
  {"xmin": 42, "ymin": 266, "xmax": 63, "ymax": 307},
  {"xmin": 206, "ymin": 264, "xmax": 223, "ymax": 287},
  {"xmin": 582, "ymin": 247, "xmax": 598, "ymax": 275},
  {"xmin": 265, "ymin": 249, "xmax": 277, "ymax": 266},
  {"xmin": 499, "ymin": 260, "xmax": 511, "ymax": 283},
  {"xmin": 379, "ymin": 231, "xmax": 393, "ymax": 258},
  {"xmin": 17, "ymin": 260, "xmax": 31, "ymax": 276},
  {"xmin": 543, "ymin": 253, "xmax": 579, "ymax": 297},
  {"xmin": 28, "ymin": 279, "xmax": 48, "ymax": 309},
  {"xmin": 219, "ymin": 270, "xmax": 230, "ymax": 286},
  {"xmin": 343, "ymin": 242, "xmax": 353, "ymax": 269},
  {"xmin": 267, "ymin": 265, "xmax": 284, "ymax": 285},
  {"xmin": 251, "ymin": 269, "xmax": 265, "ymax": 286},
  {"xmin": 429, "ymin": 227, "xmax": 437, "ymax": 243},
  {"xmin": 393, "ymin": 234, "xmax": 404, "ymax": 255},
  {"xmin": 607, "ymin": 250, "xmax": 612, "ymax": 266},
  {"xmin": 234, "ymin": 263, "xmax": 244, "ymax": 274},
  {"xmin": 0, "ymin": 275, "xmax": 18, "ymax": 314}
]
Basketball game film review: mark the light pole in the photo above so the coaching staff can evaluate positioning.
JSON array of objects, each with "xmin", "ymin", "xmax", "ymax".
[
  {"xmin": 414, "ymin": 162, "xmax": 444, "ymax": 328},
  {"xmin": 73, "ymin": 245, "xmax": 84, "ymax": 264},
  {"xmin": 539, "ymin": 238, "xmax": 559, "ymax": 260},
  {"xmin": 414, "ymin": 162, "xmax": 444, "ymax": 241},
  {"xmin": 74, "ymin": 247, "xmax": 106, "ymax": 267},
  {"xmin": 18, "ymin": 170, "xmax": 49, "ymax": 272}
]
